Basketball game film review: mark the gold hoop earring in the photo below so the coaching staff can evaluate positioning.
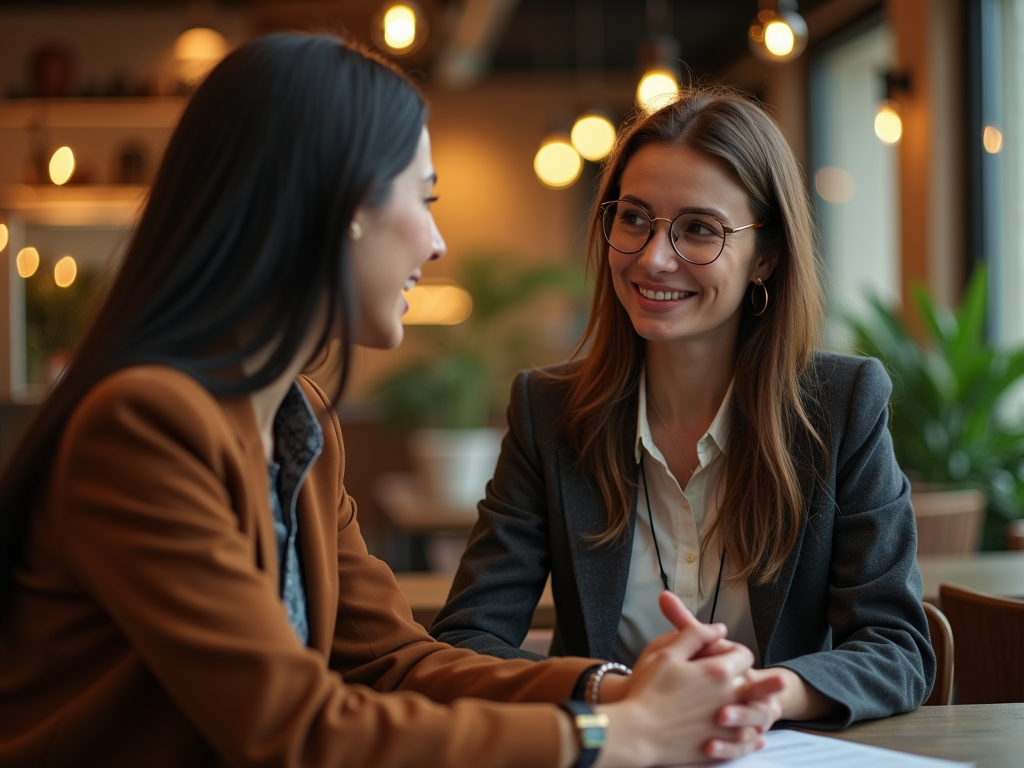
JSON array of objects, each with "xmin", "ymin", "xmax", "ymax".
[
  {"xmin": 751, "ymin": 276, "xmax": 768, "ymax": 317},
  {"xmin": 350, "ymin": 221, "xmax": 362, "ymax": 241}
]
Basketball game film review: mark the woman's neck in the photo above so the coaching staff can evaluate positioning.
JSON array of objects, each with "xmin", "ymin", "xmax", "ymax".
[{"xmin": 644, "ymin": 338, "xmax": 735, "ymax": 433}]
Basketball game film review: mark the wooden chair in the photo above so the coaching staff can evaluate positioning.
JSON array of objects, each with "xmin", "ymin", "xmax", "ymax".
[
  {"xmin": 911, "ymin": 488, "xmax": 985, "ymax": 554},
  {"xmin": 939, "ymin": 583, "xmax": 1024, "ymax": 703},
  {"xmin": 1006, "ymin": 520, "xmax": 1024, "ymax": 551},
  {"xmin": 921, "ymin": 601, "xmax": 954, "ymax": 705}
]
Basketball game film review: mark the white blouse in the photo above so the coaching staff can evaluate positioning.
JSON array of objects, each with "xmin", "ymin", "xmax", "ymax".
[{"xmin": 611, "ymin": 368, "xmax": 759, "ymax": 667}]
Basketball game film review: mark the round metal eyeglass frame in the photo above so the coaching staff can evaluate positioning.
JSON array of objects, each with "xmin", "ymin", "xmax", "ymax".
[{"xmin": 599, "ymin": 200, "xmax": 767, "ymax": 266}]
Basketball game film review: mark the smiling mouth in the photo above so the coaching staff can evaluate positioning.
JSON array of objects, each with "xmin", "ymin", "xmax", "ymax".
[{"xmin": 637, "ymin": 285, "xmax": 694, "ymax": 301}]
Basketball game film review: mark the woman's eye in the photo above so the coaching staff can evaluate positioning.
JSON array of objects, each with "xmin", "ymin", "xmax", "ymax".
[{"xmin": 621, "ymin": 212, "xmax": 647, "ymax": 227}]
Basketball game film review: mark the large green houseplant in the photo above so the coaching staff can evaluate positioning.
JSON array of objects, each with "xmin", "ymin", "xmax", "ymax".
[
  {"xmin": 374, "ymin": 254, "xmax": 584, "ymax": 508},
  {"xmin": 846, "ymin": 267, "xmax": 1024, "ymax": 548}
]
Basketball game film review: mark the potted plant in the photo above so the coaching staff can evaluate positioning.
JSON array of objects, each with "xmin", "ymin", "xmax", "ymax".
[
  {"xmin": 375, "ymin": 254, "xmax": 584, "ymax": 509},
  {"xmin": 846, "ymin": 267, "xmax": 1024, "ymax": 549}
]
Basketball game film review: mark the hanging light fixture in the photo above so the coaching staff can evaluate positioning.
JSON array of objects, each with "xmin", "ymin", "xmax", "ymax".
[
  {"xmin": 570, "ymin": 113, "xmax": 616, "ymax": 162},
  {"xmin": 636, "ymin": 34, "xmax": 681, "ymax": 115},
  {"xmin": 372, "ymin": 2, "xmax": 428, "ymax": 56},
  {"xmin": 49, "ymin": 146, "xmax": 75, "ymax": 185},
  {"xmin": 174, "ymin": 27, "xmax": 228, "ymax": 84},
  {"xmin": 748, "ymin": 0, "xmax": 808, "ymax": 63},
  {"xmin": 534, "ymin": 134, "xmax": 583, "ymax": 189},
  {"xmin": 874, "ymin": 71, "xmax": 910, "ymax": 146}
]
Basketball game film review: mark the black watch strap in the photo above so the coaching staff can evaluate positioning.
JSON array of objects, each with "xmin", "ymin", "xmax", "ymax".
[{"xmin": 557, "ymin": 700, "xmax": 608, "ymax": 768}]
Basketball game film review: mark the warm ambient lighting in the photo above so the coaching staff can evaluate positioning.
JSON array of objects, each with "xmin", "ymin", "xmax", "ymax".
[
  {"xmin": 748, "ymin": 3, "xmax": 808, "ymax": 63},
  {"xmin": 983, "ymin": 125, "xmax": 1004, "ymax": 154},
  {"xmin": 174, "ymin": 27, "xmax": 228, "ymax": 83},
  {"xmin": 571, "ymin": 114, "xmax": 616, "ymax": 162},
  {"xmin": 383, "ymin": 4, "xmax": 417, "ymax": 50},
  {"xmin": 814, "ymin": 167, "xmax": 856, "ymax": 204},
  {"xmin": 16, "ymin": 247, "xmax": 40, "ymax": 278},
  {"xmin": 874, "ymin": 101, "xmax": 903, "ymax": 145},
  {"xmin": 49, "ymin": 146, "xmax": 75, "ymax": 185},
  {"xmin": 636, "ymin": 70, "xmax": 679, "ymax": 114},
  {"xmin": 764, "ymin": 20, "xmax": 796, "ymax": 56},
  {"xmin": 402, "ymin": 280, "xmax": 473, "ymax": 325},
  {"xmin": 0, "ymin": 223, "xmax": 8, "ymax": 253},
  {"xmin": 54, "ymin": 255, "xmax": 77, "ymax": 288},
  {"xmin": 533, "ymin": 137, "xmax": 582, "ymax": 189}
]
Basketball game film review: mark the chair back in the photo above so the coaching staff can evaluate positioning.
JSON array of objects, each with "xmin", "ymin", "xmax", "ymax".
[
  {"xmin": 1007, "ymin": 520, "xmax": 1024, "ymax": 551},
  {"xmin": 911, "ymin": 488, "xmax": 985, "ymax": 554},
  {"xmin": 921, "ymin": 601, "xmax": 953, "ymax": 705},
  {"xmin": 939, "ymin": 582, "xmax": 1024, "ymax": 704}
]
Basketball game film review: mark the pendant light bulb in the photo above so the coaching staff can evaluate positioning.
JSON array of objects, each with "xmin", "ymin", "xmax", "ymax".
[{"xmin": 748, "ymin": 3, "xmax": 808, "ymax": 63}]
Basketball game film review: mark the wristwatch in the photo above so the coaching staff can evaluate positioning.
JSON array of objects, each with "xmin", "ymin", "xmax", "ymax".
[{"xmin": 558, "ymin": 700, "xmax": 609, "ymax": 768}]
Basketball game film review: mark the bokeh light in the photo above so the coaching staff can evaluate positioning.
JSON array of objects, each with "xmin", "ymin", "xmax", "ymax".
[
  {"xmin": 636, "ymin": 70, "xmax": 679, "ymax": 114},
  {"xmin": 383, "ymin": 5, "xmax": 417, "ymax": 50},
  {"xmin": 54, "ymin": 255, "xmax": 77, "ymax": 288},
  {"xmin": 874, "ymin": 102, "xmax": 903, "ymax": 145},
  {"xmin": 402, "ymin": 281, "xmax": 473, "ymax": 325},
  {"xmin": 17, "ymin": 247, "xmax": 40, "ymax": 278},
  {"xmin": 49, "ymin": 147, "xmax": 75, "ymax": 185},
  {"xmin": 571, "ymin": 114, "xmax": 616, "ymax": 162},
  {"xmin": 534, "ymin": 138, "xmax": 582, "ymax": 189}
]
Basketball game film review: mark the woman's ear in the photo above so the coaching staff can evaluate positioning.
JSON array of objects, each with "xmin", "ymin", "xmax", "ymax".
[{"xmin": 751, "ymin": 249, "xmax": 779, "ymax": 283}]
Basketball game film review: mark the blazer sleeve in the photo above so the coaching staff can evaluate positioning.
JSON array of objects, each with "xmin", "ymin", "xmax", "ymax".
[
  {"xmin": 430, "ymin": 370, "xmax": 557, "ymax": 660},
  {"xmin": 773, "ymin": 356, "xmax": 935, "ymax": 728},
  {"xmin": 53, "ymin": 373, "xmax": 591, "ymax": 768}
]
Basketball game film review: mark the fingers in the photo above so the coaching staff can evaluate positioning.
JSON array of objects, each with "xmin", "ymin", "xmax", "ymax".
[
  {"xmin": 696, "ymin": 643, "xmax": 755, "ymax": 681},
  {"xmin": 659, "ymin": 590, "xmax": 699, "ymax": 630},
  {"xmin": 738, "ymin": 671, "xmax": 786, "ymax": 702},
  {"xmin": 718, "ymin": 700, "xmax": 782, "ymax": 733},
  {"xmin": 705, "ymin": 732, "xmax": 765, "ymax": 760}
]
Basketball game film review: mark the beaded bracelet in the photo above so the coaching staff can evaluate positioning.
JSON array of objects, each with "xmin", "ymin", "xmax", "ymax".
[{"xmin": 588, "ymin": 662, "xmax": 632, "ymax": 705}]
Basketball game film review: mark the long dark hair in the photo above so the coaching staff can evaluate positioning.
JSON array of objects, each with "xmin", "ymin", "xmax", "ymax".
[{"xmin": 0, "ymin": 33, "xmax": 427, "ymax": 617}]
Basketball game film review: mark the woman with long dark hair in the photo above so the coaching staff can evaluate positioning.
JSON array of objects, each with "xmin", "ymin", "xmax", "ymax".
[
  {"xmin": 432, "ymin": 88, "xmax": 935, "ymax": 729},
  {"xmin": 0, "ymin": 35, "xmax": 784, "ymax": 768}
]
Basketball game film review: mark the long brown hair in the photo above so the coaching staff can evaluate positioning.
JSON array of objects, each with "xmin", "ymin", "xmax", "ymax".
[{"xmin": 555, "ymin": 87, "xmax": 826, "ymax": 585}]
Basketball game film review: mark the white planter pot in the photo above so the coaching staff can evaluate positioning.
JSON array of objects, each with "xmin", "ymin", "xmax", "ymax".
[{"xmin": 408, "ymin": 427, "xmax": 504, "ymax": 511}]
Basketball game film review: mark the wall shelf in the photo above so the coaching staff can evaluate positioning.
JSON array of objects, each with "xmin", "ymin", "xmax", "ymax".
[
  {"xmin": 0, "ymin": 184, "xmax": 147, "ymax": 227},
  {"xmin": 0, "ymin": 98, "xmax": 185, "ymax": 130}
]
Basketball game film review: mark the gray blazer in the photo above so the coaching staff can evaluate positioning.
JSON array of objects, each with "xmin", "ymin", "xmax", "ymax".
[{"xmin": 431, "ymin": 351, "xmax": 935, "ymax": 729}]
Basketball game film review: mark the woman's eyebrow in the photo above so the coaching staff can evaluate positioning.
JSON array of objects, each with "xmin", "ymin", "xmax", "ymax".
[{"xmin": 619, "ymin": 194, "xmax": 729, "ymax": 221}]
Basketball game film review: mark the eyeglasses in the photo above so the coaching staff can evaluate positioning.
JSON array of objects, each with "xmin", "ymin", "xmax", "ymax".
[{"xmin": 599, "ymin": 199, "xmax": 766, "ymax": 265}]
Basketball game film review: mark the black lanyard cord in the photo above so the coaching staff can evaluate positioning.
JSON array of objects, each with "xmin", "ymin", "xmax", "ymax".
[{"xmin": 639, "ymin": 457, "xmax": 726, "ymax": 624}]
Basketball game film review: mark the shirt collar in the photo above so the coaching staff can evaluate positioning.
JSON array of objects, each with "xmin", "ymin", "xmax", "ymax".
[{"xmin": 634, "ymin": 365, "xmax": 733, "ymax": 467}]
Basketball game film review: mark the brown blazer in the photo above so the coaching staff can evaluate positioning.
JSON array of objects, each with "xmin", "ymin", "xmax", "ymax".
[{"xmin": 0, "ymin": 366, "xmax": 595, "ymax": 768}]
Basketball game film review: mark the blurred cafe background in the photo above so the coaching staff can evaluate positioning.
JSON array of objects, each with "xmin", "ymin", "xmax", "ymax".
[{"xmin": 3, "ymin": 0, "xmax": 1024, "ymax": 578}]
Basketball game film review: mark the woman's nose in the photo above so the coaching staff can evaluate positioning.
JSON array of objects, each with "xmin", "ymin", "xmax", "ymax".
[
  {"xmin": 429, "ymin": 216, "xmax": 446, "ymax": 262},
  {"xmin": 637, "ymin": 221, "xmax": 679, "ymax": 270}
]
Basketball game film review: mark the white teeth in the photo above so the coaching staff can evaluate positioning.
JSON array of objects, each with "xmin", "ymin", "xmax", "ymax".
[
  {"xmin": 403, "ymin": 278, "xmax": 416, "ymax": 291},
  {"xmin": 639, "ymin": 286, "xmax": 686, "ymax": 301}
]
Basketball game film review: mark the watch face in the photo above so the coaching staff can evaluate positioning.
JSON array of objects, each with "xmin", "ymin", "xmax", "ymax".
[{"xmin": 576, "ymin": 713, "xmax": 609, "ymax": 749}]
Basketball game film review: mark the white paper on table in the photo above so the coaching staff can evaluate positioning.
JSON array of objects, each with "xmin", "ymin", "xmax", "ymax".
[{"xmin": 698, "ymin": 729, "xmax": 975, "ymax": 768}]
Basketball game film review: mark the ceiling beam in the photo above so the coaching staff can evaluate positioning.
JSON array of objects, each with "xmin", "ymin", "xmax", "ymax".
[{"xmin": 433, "ymin": 0, "xmax": 521, "ymax": 89}]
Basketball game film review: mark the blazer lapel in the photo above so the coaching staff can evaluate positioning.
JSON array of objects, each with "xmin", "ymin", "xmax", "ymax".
[
  {"xmin": 559, "ymin": 446, "xmax": 637, "ymax": 660},
  {"xmin": 747, "ymin": 429, "xmax": 820, "ymax": 665}
]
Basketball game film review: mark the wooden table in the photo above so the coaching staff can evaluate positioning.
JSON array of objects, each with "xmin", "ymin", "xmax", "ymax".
[
  {"xmin": 917, "ymin": 552, "xmax": 1024, "ymax": 604},
  {"xmin": 805, "ymin": 703, "xmax": 1024, "ymax": 768},
  {"xmin": 395, "ymin": 571, "xmax": 556, "ymax": 630}
]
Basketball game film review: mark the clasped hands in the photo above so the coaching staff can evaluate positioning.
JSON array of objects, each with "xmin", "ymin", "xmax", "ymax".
[{"xmin": 592, "ymin": 591, "xmax": 784, "ymax": 767}]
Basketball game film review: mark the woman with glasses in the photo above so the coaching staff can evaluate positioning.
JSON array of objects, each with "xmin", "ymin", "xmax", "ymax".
[
  {"xmin": 432, "ymin": 88, "xmax": 935, "ymax": 729},
  {"xmin": 0, "ymin": 38, "xmax": 784, "ymax": 768}
]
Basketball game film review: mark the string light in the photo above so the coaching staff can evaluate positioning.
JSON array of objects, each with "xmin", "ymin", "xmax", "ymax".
[
  {"xmin": 0, "ymin": 223, "xmax": 8, "ymax": 253},
  {"xmin": 49, "ymin": 147, "xmax": 75, "ymax": 185}
]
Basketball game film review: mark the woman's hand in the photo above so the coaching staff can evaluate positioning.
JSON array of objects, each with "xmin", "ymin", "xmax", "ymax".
[
  {"xmin": 590, "ymin": 592, "xmax": 779, "ymax": 767},
  {"xmin": 740, "ymin": 667, "xmax": 838, "ymax": 723}
]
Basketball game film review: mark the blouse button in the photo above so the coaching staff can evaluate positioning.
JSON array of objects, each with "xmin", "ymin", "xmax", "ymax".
[{"xmin": 685, "ymin": 553, "xmax": 696, "ymax": 563}]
